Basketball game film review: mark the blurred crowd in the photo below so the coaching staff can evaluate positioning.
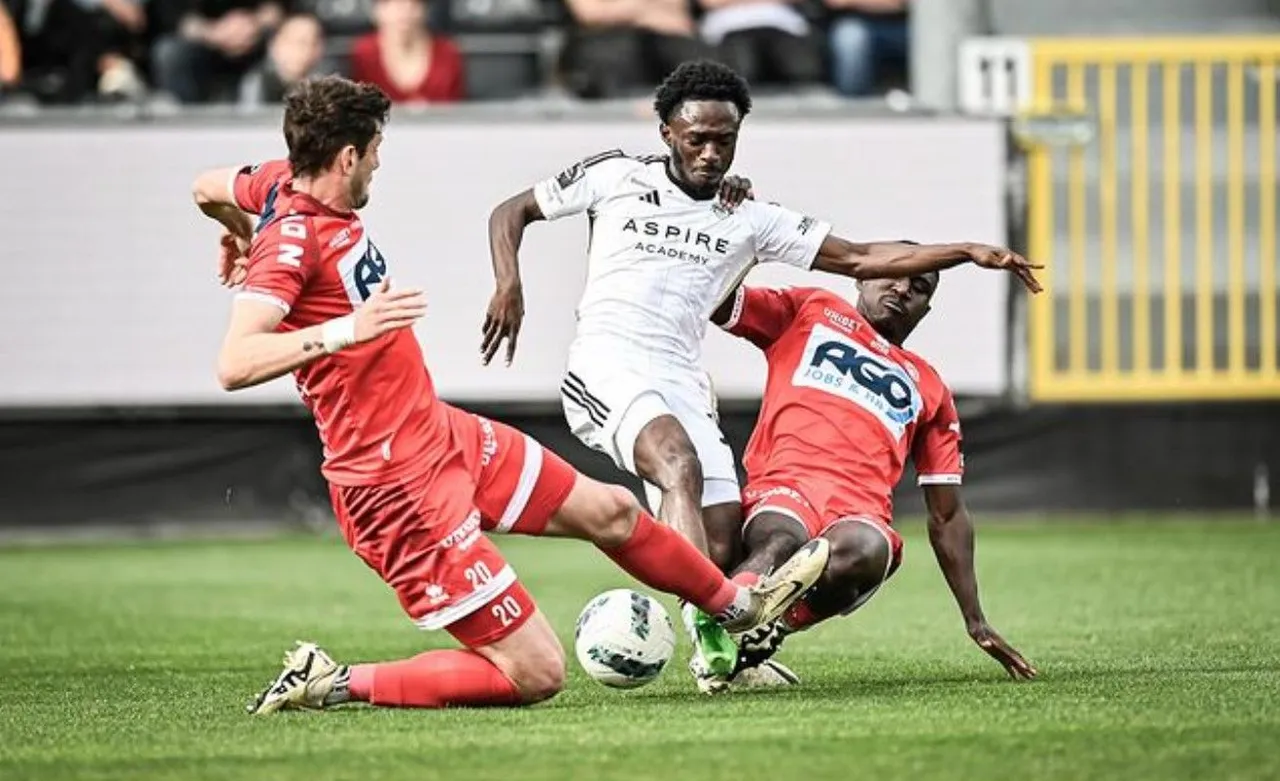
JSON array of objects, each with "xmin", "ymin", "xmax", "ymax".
[{"xmin": 0, "ymin": 0, "xmax": 908, "ymax": 107}]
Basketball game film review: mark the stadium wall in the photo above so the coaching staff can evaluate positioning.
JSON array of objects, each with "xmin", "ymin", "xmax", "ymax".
[
  {"xmin": 4, "ymin": 110, "xmax": 1271, "ymax": 530},
  {"xmin": 0, "ymin": 114, "xmax": 1012, "ymax": 405}
]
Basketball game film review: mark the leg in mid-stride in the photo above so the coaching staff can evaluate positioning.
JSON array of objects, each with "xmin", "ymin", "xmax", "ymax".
[
  {"xmin": 248, "ymin": 414, "xmax": 829, "ymax": 713},
  {"xmin": 561, "ymin": 367, "xmax": 749, "ymax": 678},
  {"xmin": 689, "ymin": 481, "xmax": 901, "ymax": 694},
  {"xmin": 629, "ymin": 404, "xmax": 749, "ymax": 680}
]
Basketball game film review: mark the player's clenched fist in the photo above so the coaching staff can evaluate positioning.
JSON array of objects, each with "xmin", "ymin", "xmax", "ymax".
[
  {"xmin": 963, "ymin": 244, "xmax": 1045, "ymax": 294},
  {"xmin": 353, "ymin": 277, "xmax": 428, "ymax": 343}
]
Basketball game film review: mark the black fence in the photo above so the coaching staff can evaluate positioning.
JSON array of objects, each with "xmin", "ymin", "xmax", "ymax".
[{"xmin": 2, "ymin": 400, "xmax": 1276, "ymax": 531}]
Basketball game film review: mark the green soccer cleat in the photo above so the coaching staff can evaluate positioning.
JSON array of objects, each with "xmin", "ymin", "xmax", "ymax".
[{"xmin": 682, "ymin": 602, "xmax": 739, "ymax": 678}]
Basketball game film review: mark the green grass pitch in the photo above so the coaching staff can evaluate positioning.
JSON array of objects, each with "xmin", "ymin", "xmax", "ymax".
[{"xmin": 2, "ymin": 518, "xmax": 1278, "ymax": 781}]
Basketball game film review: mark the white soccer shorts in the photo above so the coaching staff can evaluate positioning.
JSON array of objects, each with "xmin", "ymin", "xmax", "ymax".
[{"xmin": 559, "ymin": 355, "xmax": 740, "ymax": 511}]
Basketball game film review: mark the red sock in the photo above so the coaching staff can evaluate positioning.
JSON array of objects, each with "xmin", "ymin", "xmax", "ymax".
[
  {"xmin": 732, "ymin": 571, "xmax": 761, "ymax": 587},
  {"xmin": 604, "ymin": 512, "xmax": 741, "ymax": 615},
  {"xmin": 347, "ymin": 649, "xmax": 522, "ymax": 708}
]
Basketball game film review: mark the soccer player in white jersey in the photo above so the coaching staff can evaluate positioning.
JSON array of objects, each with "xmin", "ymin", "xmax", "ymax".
[{"xmin": 482, "ymin": 60, "xmax": 1042, "ymax": 680}]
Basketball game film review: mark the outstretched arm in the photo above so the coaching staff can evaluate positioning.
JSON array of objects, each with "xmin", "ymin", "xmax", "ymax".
[
  {"xmin": 813, "ymin": 237, "xmax": 1043, "ymax": 293},
  {"xmin": 923, "ymin": 484, "xmax": 1037, "ymax": 680},
  {"xmin": 482, "ymin": 189, "xmax": 545, "ymax": 366}
]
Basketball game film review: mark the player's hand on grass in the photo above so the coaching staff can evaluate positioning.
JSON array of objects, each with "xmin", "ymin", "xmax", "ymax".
[
  {"xmin": 481, "ymin": 283, "xmax": 524, "ymax": 366},
  {"xmin": 963, "ymin": 244, "xmax": 1045, "ymax": 294},
  {"xmin": 218, "ymin": 231, "xmax": 250, "ymax": 288},
  {"xmin": 717, "ymin": 175, "xmax": 754, "ymax": 209},
  {"xmin": 969, "ymin": 622, "xmax": 1038, "ymax": 680},
  {"xmin": 354, "ymin": 277, "xmax": 427, "ymax": 343}
]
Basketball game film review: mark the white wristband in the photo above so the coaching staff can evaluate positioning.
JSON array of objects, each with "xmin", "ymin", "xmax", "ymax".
[{"xmin": 321, "ymin": 314, "xmax": 357, "ymax": 354}]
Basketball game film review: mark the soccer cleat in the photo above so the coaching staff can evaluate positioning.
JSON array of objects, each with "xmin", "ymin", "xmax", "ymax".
[
  {"xmin": 720, "ymin": 538, "xmax": 830, "ymax": 635},
  {"xmin": 682, "ymin": 602, "xmax": 739, "ymax": 678},
  {"xmin": 247, "ymin": 641, "xmax": 347, "ymax": 715},
  {"xmin": 688, "ymin": 654, "xmax": 732, "ymax": 695},
  {"xmin": 731, "ymin": 659, "xmax": 800, "ymax": 688},
  {"xmin": 733, "ymin": 619, "xmax": 793, "ymax": 676},
  {"xmin": 689, "ymin": 656, "xmax": 799, "ymax": 694}
]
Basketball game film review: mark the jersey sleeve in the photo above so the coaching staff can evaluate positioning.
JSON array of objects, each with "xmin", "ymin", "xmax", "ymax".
[
  {"xmin": 912, "ymin": 382, "xmax": 965, "ymax": 486},
  {"xmin": 531, "ymin": 150, "xmax": 633, "ymax": 220},
  {"xmin": 718, "ymin": 285, "xmax": 810, "ymax": 349},
  {"xmin": 230, "ymin": 159, "xmax": 292, "ymax": 214},
  {"xmin": 234, "ymin": 216, "xmax": 320, "ymax": 315},
  {"xmin": 744, "ymin": 201, "xmax": 833, "ymax": 270}
]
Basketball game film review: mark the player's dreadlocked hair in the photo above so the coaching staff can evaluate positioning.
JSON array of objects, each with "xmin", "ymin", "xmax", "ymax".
[
  {"xmin": 653, "ymin": 60, "xmax": 753, "ymax": 124},
  {"xmin": 283, "ymin": 75, "xmax": 391, "ymax": 178}
]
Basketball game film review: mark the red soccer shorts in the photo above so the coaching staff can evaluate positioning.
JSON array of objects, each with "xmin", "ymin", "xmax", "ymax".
[
  {"xmin": 742, "ymin": 479, "xmax": 905, "ymax": 581},
  {"xmin": 330, "ymin": 411, "xmax": 578, "ymax": 648}
]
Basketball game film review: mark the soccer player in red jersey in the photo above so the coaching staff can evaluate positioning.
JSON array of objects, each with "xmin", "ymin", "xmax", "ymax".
[
  {"xmin": 694, "ymin": 258, "xmax": 1039, "ymax": 692},
  {"xmin": 190, "ymin": 75, "xmax": 831, "ymax": 713}
]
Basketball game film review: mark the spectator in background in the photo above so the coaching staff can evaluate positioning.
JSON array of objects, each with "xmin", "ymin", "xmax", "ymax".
[
  {"xmin": 0, "ymin": 1, "xmax": 20, "ymax": 95},
  {"xmin": 151, "ymin": 0, "xmax": 284, "ymax": 103},
  {"xmin": 559, "ymin": 0, "xmax": 708, "ymax": 100},
  {"xmin": 3, "ymin": 0, "xmax": 147, "ymax": 103},
  {"xmin": 823, "ymin": 0, "xmax": 907, "ymax": 97},
  {"xmin": 349, "ymin": 0, "xmax": 462, "ymax": 104},
  {"xmin": 239, "ymin": 11, "xmax": 323, "ymax": 105},
  {"xmin": 695, "ymin": 0, "xmax": 822, "ymax": 88}
]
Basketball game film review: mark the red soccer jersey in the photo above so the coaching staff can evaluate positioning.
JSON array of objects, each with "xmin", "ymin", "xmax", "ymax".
[
  {"xmin": 722, "ymin": 285, "xmax": 964, "ymax": 523},
  {"xmin": 230, "ymin": 159, "xmax": 453, "ymax": 486}
]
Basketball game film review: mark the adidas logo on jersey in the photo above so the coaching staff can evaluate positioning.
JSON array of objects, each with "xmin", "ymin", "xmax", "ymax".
[{"xmin": 638, "ymin": 190, "xmax": 661, "ymax": 206}]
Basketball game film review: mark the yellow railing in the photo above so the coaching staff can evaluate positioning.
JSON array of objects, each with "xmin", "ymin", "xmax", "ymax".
[{"xmin": 1024, "ymin": 37, "xmax": 1279, "ymax": 401}]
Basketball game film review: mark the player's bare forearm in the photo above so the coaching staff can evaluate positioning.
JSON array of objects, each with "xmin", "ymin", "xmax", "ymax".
[
  {"xmin": 218, "ymin": 325, "xmax": 328, "ymax": 391},
  {"xmin": 923, "ymin": 484, "xmax": 987, "ymax": 630},
  {"xmin": 813, "ymin": 237, "xmax": 972, "ymax": 280},
  {"xmin": 200, "ymin": 202, "xmax": 255, "ymax": 241},
  {"xmin": 487, "ymin": 189, "xmax": 543, "ymax": 292}
]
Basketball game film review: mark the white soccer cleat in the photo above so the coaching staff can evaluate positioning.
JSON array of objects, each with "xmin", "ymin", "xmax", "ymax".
[
  {"xmin": 721, "ymin": 538, "xmax": 831, "ymax": 635},
  {"xmin": 247, "ymin": 641, "xmax": 346, "ymax": 715},
  {"xmin": 689, "ymin": 655, "xmax": 800, "ymax": 694},
  {"xmin": 688, "ymin": 654, "xmax": 732, "ymax": 696},
  {"xmin": 730, "ymin": 659, "xmax": 801, "ymax": 688}
]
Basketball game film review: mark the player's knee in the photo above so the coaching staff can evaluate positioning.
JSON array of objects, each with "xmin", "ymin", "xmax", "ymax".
[
  {"xmin": 823, "ymin": 522, "xmax": 891, "ymax": 588},
  {"xmin": 586, "ymin": 483, "xmax": 643, "ymax": 548},
  {"xmin": 492, "ymin": 625, "xmax": 567, "ymax": 704},
  {"xmin": 634, "ymin": 416, "xmax": 704, "ymax": 493},
  {"xmin": 655, "ymin": 445, "xmax": 703, "ymax": 494},
  {"xmin": 509, "ymin": 647, "xmax": 566, "ymax": 704},
  {"xmin": 707, "ymin": 535, "xmax": 737, "ymax": 573},
  {"xmin": 744, "ymin": 514, "xmax": 807, "ymax": 561}
]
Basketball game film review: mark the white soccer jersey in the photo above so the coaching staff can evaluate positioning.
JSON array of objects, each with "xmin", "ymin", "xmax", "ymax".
[{"xmin": 533, "ymin": 150, "xmax": 833, "ymax": 370}]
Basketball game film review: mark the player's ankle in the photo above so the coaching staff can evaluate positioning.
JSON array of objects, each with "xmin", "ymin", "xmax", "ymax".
[
  {"xmin": 320, "ymin": 665, "xmax": 354, "ymax": 706},
  {"xmin": 706, "ymin": 579, "xmax": 752, "ymax": 621}
]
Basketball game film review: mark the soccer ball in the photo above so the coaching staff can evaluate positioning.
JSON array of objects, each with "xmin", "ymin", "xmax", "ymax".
[{"xmin": 573, "ymin": 589, "xmax": 676, "ymax": 689}]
